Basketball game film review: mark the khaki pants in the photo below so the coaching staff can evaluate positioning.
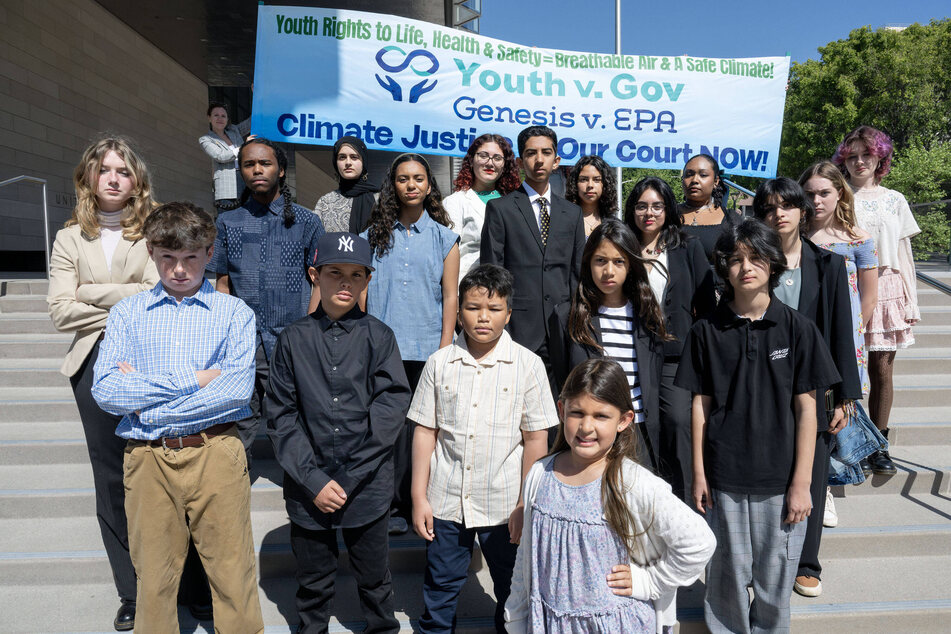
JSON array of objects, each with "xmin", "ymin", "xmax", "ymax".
[{"xmin": 124, "ymin": 427, "xmax": 264, "ymax": 633}]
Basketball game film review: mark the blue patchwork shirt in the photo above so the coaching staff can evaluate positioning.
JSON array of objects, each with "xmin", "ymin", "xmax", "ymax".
[{"xmin": 209, "ymin": 197, "xmax": 324, "ymax": 359}]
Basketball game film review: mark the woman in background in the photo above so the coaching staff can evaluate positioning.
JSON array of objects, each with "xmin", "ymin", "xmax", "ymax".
[{"xmin": 198, "ymin": 101, "xmax": 248, "ymax": 212}]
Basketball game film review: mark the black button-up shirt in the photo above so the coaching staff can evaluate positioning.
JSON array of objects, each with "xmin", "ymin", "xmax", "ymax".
[
  {"xmin": 675, "ymin": 297, "xmax": 840, "ymax": 495},
  {"xmin": 265, "ymin": 305, "xmax": 410, "ymax": 529}
]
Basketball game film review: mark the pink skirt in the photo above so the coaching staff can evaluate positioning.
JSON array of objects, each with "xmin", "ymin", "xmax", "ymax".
[{"xmin": 865, "ymin": 269, "xmax": 915, "ymax": 351}]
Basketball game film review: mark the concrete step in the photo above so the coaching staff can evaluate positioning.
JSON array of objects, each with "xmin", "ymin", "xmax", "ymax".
[
  {"xmin": 917, "ymin": 306, "xmax": 951, "ymax": 326},
  {"xmin": 829, "ymin": 444, "xmax": 951, "ymax": 496},
  {"xmin": 0, "ymin": 279, "xmax": 48, "ymax": 296},
  {"xmin": 0, "ymin": 358, "xmax": 67, "ymax": 387},
  {"xmin": 0, "ymin": 313, "xmax": 59, "ymax": 335},
  {"xmin": 916, "ymin": 288, "xmax": 951, "ymax": 306},
  {"xmin": 0, "ymin": 387, "xmax": 79, "ymax": 421},
  {"xmin": 0, "ymin": 333, "xmax": 72, "ymax": 359},
  {"xmin": 0, "ymin": 294, "xmax": 49, "ymax": 313},
  {"xmin": 894, "ymin": 348, "xmax": 951, "ymax": 374}
]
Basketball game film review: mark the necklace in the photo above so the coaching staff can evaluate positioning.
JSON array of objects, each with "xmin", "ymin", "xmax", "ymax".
[
  {"xmin": 645, "ymin": 242, "xmax": 665, "ymax": 255},
  {"xmin": 583, "ymin": 214, "xmax": 600, "ymax": 234},
  {"xmin": 685, "ymin": 201, "xmax": 714, "ymax": 227}
]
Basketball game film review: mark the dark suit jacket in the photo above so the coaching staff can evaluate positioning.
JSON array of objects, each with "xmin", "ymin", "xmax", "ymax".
[
  {"xmin": 660, "ymin": 236, "xmax": 717, "ymax": 359},
  {"xmin": 549, "ymin": 301, "xmax": 664, "ymax": 470},
  {"xmin": 798, "ymin": 238, "xmax": 863, "ymax": 430},
  {"xmin": 480, "ymin": 185, "xmax": 585, "ymax": 353}
]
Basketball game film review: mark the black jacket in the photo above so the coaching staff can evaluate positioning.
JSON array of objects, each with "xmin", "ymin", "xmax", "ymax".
[
  {"xmin": 798, "ymin": 238, "xmax": 863, "ymax": 429},
  {"xmin": 549, "ymin": 301, "xmax": 664, "ymax": 469},
  {"xmin": 480, "ymin": 186, "xmax": 585, "ymax": 353},
  {"xmin": 660, "ymin": 236, "xmax": 717, "ymax": 359}
]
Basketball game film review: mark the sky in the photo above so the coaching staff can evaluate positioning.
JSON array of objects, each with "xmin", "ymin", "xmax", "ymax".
[{"xmin": 480, "ymin": 0, "xmax": 949, "ymax": 64}]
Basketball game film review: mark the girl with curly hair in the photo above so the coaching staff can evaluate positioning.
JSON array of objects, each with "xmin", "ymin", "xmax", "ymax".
[
  {"xmin": 443, "ymin": 134, "xmax": 520, "ymax": 277},
  {"xmin": 361, "ymin": 152, "xmax": 460, "ymax": 533},
  {"xmin": 833, "ymin": 125, "xmax": 920, "ymax": 476},
  {"xmin": 677, "ymin": 153, "xmax": 741, "ymax": 261},
  {"xmin": 565, "ymin": 155, "xmax": 618, "ymax": 238}
]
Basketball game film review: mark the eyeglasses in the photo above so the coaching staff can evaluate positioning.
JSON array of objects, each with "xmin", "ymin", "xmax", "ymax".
[
  {"xmin": 475, "ymin": 151, "xmax": 505, "ymax": 165},
  {"xmin": 634, "ymin": 202, "xmax": 665, "ymax": 214}
]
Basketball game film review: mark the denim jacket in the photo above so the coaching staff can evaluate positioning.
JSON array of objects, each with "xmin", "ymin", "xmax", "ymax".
[{"xmin": 829, "ymin": 402, "xmax": 888, "ymax": 486}]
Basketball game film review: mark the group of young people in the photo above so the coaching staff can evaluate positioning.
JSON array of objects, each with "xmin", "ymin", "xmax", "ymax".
[{"xmin": 47, "ymin": 120, "xmax": 918, "ymax": 634}]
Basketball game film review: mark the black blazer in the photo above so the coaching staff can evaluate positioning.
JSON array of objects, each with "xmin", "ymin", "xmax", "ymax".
[
  {"xmin": 798, "ymin": 239, "xmax": 863, "ymax": 429},
  {"xmin": 481, "ymin": 185, "xmax": 585, "ymax": 353},
  {"xmin": 549, "ymin": 301, "xmax": 664, "ymax": 469},
  {"xmin": 660, "ymin": 236, "xmax": 717, "ymax": 359}
]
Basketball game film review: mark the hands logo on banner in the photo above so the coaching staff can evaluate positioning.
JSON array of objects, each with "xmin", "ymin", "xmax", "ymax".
[{"xmin": 374, "ymin": 46, "xmax": 439, "ymax": 103}]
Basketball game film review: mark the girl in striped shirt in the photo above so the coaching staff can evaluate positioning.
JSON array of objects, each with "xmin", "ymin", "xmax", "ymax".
[{"xmin": 550, "ymin": 219, "xmax": 669, "ymax": 472}]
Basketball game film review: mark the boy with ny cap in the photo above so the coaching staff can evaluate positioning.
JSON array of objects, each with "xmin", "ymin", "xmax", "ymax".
[{"xmin": 264, "ymin": 232, "xmax": 412, "ymax": 633}]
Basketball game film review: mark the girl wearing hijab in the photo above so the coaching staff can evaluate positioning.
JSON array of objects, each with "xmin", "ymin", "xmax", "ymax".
[{"xmin": 314, "ymin": 136, "xmax": 379, "ymax": 233}]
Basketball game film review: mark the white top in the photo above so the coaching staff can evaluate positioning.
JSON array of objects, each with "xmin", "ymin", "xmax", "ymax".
[
  {"xmin": 646, "ymin": 251, "xmax": 669, "ymax": 307},
  {"xmin": 522, "ymin": 181, "xmax": 551, "ymax": 231},
  {"xmin": 505, "ymin": 455, "xmax": 717, "ymax": 634},
  {"xmin": 598, "ymin": 303, "xmax": 645, "ymax": 423},
  {"xmin": 443, "ymin": 188, "xmax": 487, "ymax": 278},
  {"xmin": 853, "ymin": 185, "xmax": 921, "ymax": 321},
  {"xmin": 406, "ymin": 330, "xmax": 558, "ymax": 527},
  {"xmin": 98, "ymin": 211, "xmax": 123, "ymax": 272}
]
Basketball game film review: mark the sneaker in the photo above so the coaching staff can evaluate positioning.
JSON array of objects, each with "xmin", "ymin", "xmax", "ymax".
[
  {"xmin": 388, "ymin": 516, "xmax": 408, "ymax": 535},
  {"xmin": 823, "ymin": 487, "xmax": 838, "ymax": 528},
  {"xmin": 794, "ymin": 575, "xmax": 822, "ymax": 597}
]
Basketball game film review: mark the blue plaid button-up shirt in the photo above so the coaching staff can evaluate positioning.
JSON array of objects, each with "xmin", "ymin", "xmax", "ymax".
[
  {"xmin": 208, "ymin": 197, "xmax": 324, "ymax": 360},
  {"xmin": 92, "ymin": 280, "xmax": 256, "ymax": 440}
]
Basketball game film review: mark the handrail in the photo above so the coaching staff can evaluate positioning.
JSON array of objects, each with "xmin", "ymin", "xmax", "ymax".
[
  {"xmin": 722, "ymin": 178, "xmax": 755, "ymax": 197},
  {"xmin": 0, "ymin": 176, "xmax": 50, "ymax": 279},
  {"xmin": 917, "ymin": 272, "xmax": 951, "ymax": 296}
]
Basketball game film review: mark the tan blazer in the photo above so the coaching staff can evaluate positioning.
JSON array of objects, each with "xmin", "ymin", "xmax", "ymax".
[{"xmin": 47, "ymin": 225, "xmax": 159, "ymax": 377}]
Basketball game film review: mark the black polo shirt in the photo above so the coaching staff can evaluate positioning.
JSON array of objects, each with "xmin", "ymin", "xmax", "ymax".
[
  {"xmin": 674, "ymin": 297, "xmax": 840, "ymax": 495},
  {"xmin": 264, "ymin": 305, "xmax": 411, "ymax": 530}
]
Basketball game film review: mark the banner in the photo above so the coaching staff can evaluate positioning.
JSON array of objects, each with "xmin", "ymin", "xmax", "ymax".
[{"xmin": 251, "ymin": 6, "xmax": 790, "ymax": 177}]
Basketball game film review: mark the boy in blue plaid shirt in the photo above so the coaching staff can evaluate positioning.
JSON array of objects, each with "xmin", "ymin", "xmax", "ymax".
[{"xmin": 93, "ymin": 202, "xmax": 263, "ymax": 633}]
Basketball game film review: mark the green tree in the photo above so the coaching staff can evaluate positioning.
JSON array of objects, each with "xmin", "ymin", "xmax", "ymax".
[{"xmin": 780, "ymin": 19, "xmax": 951, "ymax": 182}]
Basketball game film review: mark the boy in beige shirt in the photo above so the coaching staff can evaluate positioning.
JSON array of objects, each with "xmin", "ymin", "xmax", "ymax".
[{"xmin": 409, "ymin": 263, "xmax": 557, "ymax": 633}]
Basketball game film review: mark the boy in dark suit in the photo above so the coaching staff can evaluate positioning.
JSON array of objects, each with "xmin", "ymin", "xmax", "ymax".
[{"xmin": 480, "ymin": 125, "xmax": 585, "ymax": 382}]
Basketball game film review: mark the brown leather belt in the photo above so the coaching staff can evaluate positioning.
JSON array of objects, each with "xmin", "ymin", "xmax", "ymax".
[{"xmin": 144, "ymin": 422, "xmax": 234, "ymax": 449}]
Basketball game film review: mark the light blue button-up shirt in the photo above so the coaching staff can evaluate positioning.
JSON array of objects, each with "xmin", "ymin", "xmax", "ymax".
[
  {"xmin": 361, "ymin": 212, "xmax": 458, "ymax": 362},
  {"xmin": 92, "ymin": 279, "xmax": 256, "ymax": 440}
]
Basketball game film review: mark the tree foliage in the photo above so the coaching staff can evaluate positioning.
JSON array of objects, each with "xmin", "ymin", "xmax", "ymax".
[{"xmin": 780, "ymin": 19, "xmax": 951, "ymax": 183}]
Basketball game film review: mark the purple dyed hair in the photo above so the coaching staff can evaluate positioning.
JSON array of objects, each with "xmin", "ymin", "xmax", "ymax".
[{"xmin": 832, "ymin": 125, "xmax": 894, "ymax": 183}]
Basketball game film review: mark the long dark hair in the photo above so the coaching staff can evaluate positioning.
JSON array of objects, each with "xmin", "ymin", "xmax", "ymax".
[
  {"xmin": 752, "ymin": 177, "xmax": 815, "ymax": 230},
  {"xmin": 238, "ymin": 138, "xmax": 295, "ymax": 227},
  {"xmin": 565, "ymin": 155, "xmax": 618, "ymax": 219},
  {"xmin": 367, "ymin": 153, "xmax": 451, "ymax": 258},
  {"xmin": 453, "ymin": 134, "xmax": 520, "ymax": 194},
  {"xmin": 624, "ymin": 176, "xmax": 685, "ymax": 251},
  {"xmin": 713, "ymin": 218, "xmax": 787, "ymax": 300},
  {"xmin": 552, "ymin": 358, "xmax": 650, "ymax": 562},
  {"xmin": 568, "ymin": 218, "xmax": 668, "ymax": 351}
]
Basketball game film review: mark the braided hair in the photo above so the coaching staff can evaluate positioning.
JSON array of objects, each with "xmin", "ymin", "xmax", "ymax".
[{"xmin": 238, "ymin": 138, "xmax": 295, "ymax": 227}]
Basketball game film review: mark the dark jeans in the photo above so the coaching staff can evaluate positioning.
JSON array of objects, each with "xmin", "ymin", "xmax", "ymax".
[
  {"xmin": 420, "ymin": 518, "xmax": 518, "ymax": 634},
  {"xmin": 798, "ymin": 430, "xmax": 833, "ymax": 579},
  {"xmin": 71, "ymin": 340, "xmax": 210, "ymax": 607},
  {"xmin": 393, "ymin": 360, "xmax": 425, "ymax": 518},
  {"xmin": 659, "ymin": 359, "xmax": 693, "ymax": 500},
  {"xmin": 290, "ymin": 513, "xmax": 398, "ymax": 634},
  {"xmin": 236, "ymin": 343, "xmax": 269, "ymax": 465}
]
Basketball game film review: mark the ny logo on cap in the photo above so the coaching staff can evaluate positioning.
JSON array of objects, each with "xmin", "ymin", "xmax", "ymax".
[{"xmin": 338, "ymin": 236, "xmax": 354, "ymax": 252}]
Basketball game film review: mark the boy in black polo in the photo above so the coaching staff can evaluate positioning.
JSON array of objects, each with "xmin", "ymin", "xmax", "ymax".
[
  {"xmin": 675, "ymin": 219, "xmax": 840, "ymax": 634},
  {"xmin": 264, "ymin": 232, "xmax": 411, "ymax": 633}
]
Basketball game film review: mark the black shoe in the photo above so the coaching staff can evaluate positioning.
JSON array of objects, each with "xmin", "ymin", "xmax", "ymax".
[
  {"xmin": 388, "ymin": 516, "xmax": 408, "ymax": 535},
  {"xmin": 113, "ymin": 604, "xmax": 135, "ymax": 631},
  {"xmin": 188, "ymin": 601, "xmax": 214, "ymax": 621},
  {"xmin": 860, "ymin": 457, "xmax": 872, "ymax": 477},
  {"xmin": 868, "ymin": 449, "xmax": 897, "ymax": 475}
]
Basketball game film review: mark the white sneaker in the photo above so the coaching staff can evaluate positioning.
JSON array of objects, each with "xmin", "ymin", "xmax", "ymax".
[{"xmin": 823, "ymin": 487, "xmax": 838, "ymax": 528}]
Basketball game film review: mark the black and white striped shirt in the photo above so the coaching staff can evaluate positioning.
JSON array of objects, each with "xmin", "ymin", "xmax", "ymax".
[{"xmin": 598, "ymin": 303, "xmax": 645, "ymax": 423}]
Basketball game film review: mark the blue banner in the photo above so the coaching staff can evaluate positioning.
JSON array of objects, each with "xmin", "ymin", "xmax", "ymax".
[{"xmin": 251, "ymin": 6, "xmax": 790, "ymax": 177}]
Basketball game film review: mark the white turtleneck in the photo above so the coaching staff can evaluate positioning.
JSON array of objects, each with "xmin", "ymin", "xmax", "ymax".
[{"xmin": 99, "ymin": 211, "xmax": 123, "ymax": 272}]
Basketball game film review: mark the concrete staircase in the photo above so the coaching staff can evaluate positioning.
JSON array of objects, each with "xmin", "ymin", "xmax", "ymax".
[{"xmin": 1, "ymin": 272, "xmax": 950, "ymax": 633}]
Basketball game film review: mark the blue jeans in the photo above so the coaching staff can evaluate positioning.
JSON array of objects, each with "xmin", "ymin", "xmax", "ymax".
[{"xmin": 420, "ymin": 518, "xmax": 517, "ymax": 633}]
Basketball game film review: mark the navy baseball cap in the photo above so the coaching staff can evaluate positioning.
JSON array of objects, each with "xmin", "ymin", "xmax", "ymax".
[{"xmin": 313, "ymin": 232, "xmax": 375, "ymax": 271}]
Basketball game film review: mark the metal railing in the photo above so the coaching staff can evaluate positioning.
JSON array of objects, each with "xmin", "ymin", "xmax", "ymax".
[{"xmin": 0, "ymin": 176, "xmax": 50, "ymax": 279}]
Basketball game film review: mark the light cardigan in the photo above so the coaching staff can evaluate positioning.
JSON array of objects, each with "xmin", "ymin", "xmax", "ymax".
[
  {"xmin": 47, "ymin": 224, "xmax": 159, "ymax": 377},
  {"xmin": 442, "ymin": 188, "xmax": 489, "ymax": 278},
  {"xmin": 504, "ymin": 455, "xmax": 716, "ymax": 634}
]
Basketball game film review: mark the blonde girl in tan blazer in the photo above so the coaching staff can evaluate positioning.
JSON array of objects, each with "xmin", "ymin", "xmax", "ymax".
[{"xmin": 47, "ymin": 137, "xmax": 158, "ymax": 631}]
